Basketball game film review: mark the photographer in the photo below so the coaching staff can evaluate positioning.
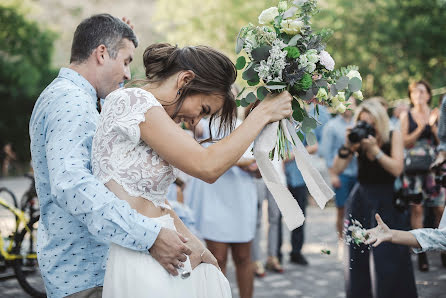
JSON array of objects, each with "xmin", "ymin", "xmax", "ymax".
[
  {"xmin": 332, "ymin": 99, "xmax": 417, "ymax": 298},
  {"xmin": 399, "ymin": 80, "xmax": 444, "ymax": 271},
  {"xmin": 367, "ymin": 94, "xmax": 446, "ymax": 261}
]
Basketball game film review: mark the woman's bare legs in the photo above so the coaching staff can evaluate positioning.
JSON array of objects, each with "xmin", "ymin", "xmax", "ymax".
[
  {"xmin": 206, "ymin": 240, "xmax": 229, "ymax": 275},
  {"xmin": 231, "ymin": 242, "xmax": 254, "ymax": 298}
]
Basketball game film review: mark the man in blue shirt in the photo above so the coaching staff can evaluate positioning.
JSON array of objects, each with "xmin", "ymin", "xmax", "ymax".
[
  {"xmin": 284, "ymin": 104, "xmax": 331, "ymax": 265},
  {"xmin": 30, "ymin": 14, "xmax": 192, "ymax": 297},
  {"xmin": 319, "ymin": 97, "xmax": 357, "ymax": 259}
]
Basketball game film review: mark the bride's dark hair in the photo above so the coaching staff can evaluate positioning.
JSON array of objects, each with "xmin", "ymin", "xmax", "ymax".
[{"xmin": 142, "ymin": 43, "xmax": 237, "ymax": 140}]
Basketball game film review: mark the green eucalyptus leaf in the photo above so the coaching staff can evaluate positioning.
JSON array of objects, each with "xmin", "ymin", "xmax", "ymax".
[
  {"xmin": 293, "ymin": 109, "xmax": 304, "ymax": 122},
  {"xmin": 246, "ymin": 92, "xmax": 257, "ymax": 103},
  {"xmin": 287, "ymin": 34, "xmax": 302, "ymax": 46},
  {"xmin": 235, "ymin": 99, "xmax": 241, "ymax": 107},
  {"xmin": 235, "ymin": 56, "xmax": 246, "ymax": 70},
  {"xmin": 299, "ymin": 89, "xmax": 314, "ymax": 100},
  {"xmin": 335, "ymin": 76, "xmax": 349, "ymax": 90},
  {"xmin": 302, "ymin": 117, "xmax": 318, "ymax": 130},
  {"xmin": 235, "ymin": 29, "xmax": 244, "ymax": 54},
  {"xmin": 330, "ymin": 85, "xmax": 338, "ymax": 97},
  {"xmin": 314, "ymin": 79, "xmax": 328, "ymax": 88},
  {"xmin": 306, "ymin": 131, "xmax": 317, "ymax": 146},
  {"xmin": 251, "ymin": 45, "xmax": 272, "ymax": 61},
  {"xmin": 348, "ymin": 77, "xmax": 362, "ymax": 92},
  {"xmin": 247, "ymin": 78, "xmax": 260, "ymax": 86},
  {"xmin": 257, "ymin": 86, "xmax": 269, "ymax": 100},
  {"xmin": 242, "ymin": 62, "xmax": 258, "ymax": 81},
  {"xmin": 297, "ymin": 131, "xmax": 305, "ymax": 142},
  {"xmin": 283, "ymin": 6, "xmax": 298, "ymax": 19},
  {"xmin": 240, "ymin": 97, "xmax": 250, "ymax": 107}
]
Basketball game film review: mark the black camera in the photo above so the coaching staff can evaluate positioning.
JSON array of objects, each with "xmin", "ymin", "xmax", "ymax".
[{"xmin": 348, "ymin": 121, "xmax": 376, "ymax": 143}]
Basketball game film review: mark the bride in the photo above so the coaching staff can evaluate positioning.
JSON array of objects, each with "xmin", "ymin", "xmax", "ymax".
[{"xmin": 91, "ymin": 43, "xmax": 292, "ymax": 297}]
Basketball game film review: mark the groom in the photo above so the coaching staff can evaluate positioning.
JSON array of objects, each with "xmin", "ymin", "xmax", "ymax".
[{"xmin": 30, "ymin": 14, "xmax": 193, "ymax": 297}]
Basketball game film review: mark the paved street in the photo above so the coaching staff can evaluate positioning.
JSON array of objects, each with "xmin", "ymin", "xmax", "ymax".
[{"xmin": 1, "ymin": 176, "xmax": 445, "ymax": 297}]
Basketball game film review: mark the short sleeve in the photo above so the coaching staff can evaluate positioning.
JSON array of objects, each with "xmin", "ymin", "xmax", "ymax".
[{"xmin": 102, "ymin": 88, "xmax": 162, "ymax": 144}]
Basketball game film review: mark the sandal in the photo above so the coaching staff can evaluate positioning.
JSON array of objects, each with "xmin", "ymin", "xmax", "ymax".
[
  {"xmin": 418, "ymin": 252, "xmax": 429, "ymax": 272},
  {"xmin": 253, "ymin": 261, "xmax": 266, "ymax": 278},
  {"xmin": 265, "ymin": 256, "xmax": 284, "ymax": 273}
]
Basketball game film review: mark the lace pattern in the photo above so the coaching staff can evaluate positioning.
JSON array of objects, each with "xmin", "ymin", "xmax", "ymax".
[{"xmin": 92, "ymin": 88, "xmax": 178, "ymax": 209}]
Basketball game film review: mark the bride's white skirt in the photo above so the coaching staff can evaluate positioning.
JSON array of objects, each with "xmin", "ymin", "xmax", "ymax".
[{"xmin": 102, "ymin": 214, "xmax": 232, "ymax": 298}]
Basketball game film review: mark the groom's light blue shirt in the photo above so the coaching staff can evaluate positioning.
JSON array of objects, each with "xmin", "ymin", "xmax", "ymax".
[{"xmin": 29, "ymin": 68, "xmax": 161, "ymax": 297}]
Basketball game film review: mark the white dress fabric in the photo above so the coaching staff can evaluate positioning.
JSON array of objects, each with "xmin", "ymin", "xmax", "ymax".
[{"xmin": 91, "ymin": 88, "xmax": 231, "ymax": 298}]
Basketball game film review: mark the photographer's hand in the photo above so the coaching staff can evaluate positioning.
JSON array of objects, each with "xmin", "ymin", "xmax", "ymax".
[{"xmin": 361, "ymin": 135, "xmax": 380, "ymax": 158}]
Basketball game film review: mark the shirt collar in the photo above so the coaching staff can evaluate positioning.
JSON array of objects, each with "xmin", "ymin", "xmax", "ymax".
[{"xmin": 58, "ymin": 67, "xmax": 97, "ymax": 99}]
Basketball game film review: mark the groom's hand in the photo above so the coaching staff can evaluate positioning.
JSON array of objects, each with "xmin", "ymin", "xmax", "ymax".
[{"xmin": 149, "ymin": 228, "xmax": 192, "ymax": 276}]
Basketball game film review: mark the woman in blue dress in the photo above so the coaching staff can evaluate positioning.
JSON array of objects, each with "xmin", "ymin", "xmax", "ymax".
[{"xmin": 185, "ymin": 116, "xmax": 258, "ymax": 298}]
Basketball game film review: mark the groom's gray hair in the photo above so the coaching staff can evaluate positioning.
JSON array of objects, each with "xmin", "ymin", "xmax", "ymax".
[{"xmin": 70, "ymin": 14, "xmax": 138, "ymax": 64}]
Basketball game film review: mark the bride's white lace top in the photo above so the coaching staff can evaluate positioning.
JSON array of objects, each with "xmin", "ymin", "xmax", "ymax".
[{"xmin": 92, "ymin": 88, "xmax": 178, "ymax": 209}]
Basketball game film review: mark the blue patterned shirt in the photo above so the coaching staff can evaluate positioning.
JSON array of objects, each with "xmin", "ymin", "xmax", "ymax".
[{"xmin": 29, "ymin": 68, "xmax": 161, "ymax": 297}]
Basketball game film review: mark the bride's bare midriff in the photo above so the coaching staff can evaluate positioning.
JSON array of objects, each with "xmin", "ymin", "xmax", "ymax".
[{"xmin": 105, "ymin": 180, "xmax": 170, "ymax": 218}]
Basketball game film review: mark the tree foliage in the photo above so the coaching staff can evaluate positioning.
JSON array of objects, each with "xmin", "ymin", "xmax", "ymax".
[
  {"xmin": 153, "ymin": 0, "xmax": 446, "ymax": 101},
  {"xmin": 0, "ymin": 4, "xmax": 57, "ymax": 160},
  {"xmin": 313, "ymin": 0, "xmax": 446, "ymax": 100}
]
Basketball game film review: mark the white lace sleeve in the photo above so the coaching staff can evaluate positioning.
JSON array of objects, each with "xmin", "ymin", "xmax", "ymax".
[{"xmin": 102, "ymin": 88, "xmax": 162, "ymax": 144}]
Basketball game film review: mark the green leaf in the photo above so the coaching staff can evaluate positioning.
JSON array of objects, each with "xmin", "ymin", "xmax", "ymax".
[
  {"xmin": 348, "ymin": 77, "xmax": 362, "ymax": 92},
  {"xmin": 247, "ymin": 78, "xmax": 260, "ymax": 86},
  {"xmin": 306, "ymin": 131, "xmax": 317, "ymax": 145},
  {"xmin": 335, "ymin": 76, "xmax": 349, "ymax": 90},
  {"xmin": 235, "ymin": 56, "xmax": 246, "ymax": 70},
  {"xmin": 235, "ymin": 99, "xmax": 241, "ymax": 107},
  {"xmin": 266, "ymin": 85, "xmax": 287, "ymax": 90},
  {"xmin": 242, "ymin": 62, "xmax": 259, "ymax": 81},
  {"xmin": 330, "ymin": 85, "xmax": 338, "ymax": 97},
  {"xmin": 283, "ymin": 7, "xmax": 298, "ymax": 19},
  {"xmin": 257, "ymin": 86, "xmax": 269, "ymax": 100},
  {"xmin": 245, "ymin": 92, "xmax": 257, "ymax": 103},
  {"xmin": 235, "ymin": 29, "xmax": 244, "ymax": 54},
  {"xmin": 251, "ymin": 45, "xmax": 272, "ymax": 61},
  {"xmin": 302, "ymin": 117, "xmax": 318, "ymax": 130},
  {"xmin": 240, "ymin": 97, "xmax": 250, "ymax": 107},
  {"xmin": 297, "ymin": 131, "xmax": 305, "ymax": 142},
  {"xmin": 287, "ymin": 34, "xmax": 302, "ymax": 46},
  {"xmin": 293, "ymin": 109, "xmax": 304, "ymax": 122}
]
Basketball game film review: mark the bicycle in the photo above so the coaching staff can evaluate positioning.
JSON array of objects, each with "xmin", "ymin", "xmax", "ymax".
[{"xmin": 0, "ymin": 174, "xmax": 45, "ymax": 297}]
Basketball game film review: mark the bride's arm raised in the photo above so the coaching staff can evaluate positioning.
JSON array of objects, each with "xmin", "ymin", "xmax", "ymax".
[{"xmin": 139, "ymin": 92, "xmax": 292, "ymax": 183}]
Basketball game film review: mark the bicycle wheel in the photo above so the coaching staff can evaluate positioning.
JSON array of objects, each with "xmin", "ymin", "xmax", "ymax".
[{"xmin": 13, "ymin": 216, "xmax": 46, "ymax": 297}]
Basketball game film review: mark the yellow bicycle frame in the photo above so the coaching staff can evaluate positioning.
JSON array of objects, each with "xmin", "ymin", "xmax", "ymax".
[{"xmin": 0, "ymin": 196, "xmax": 37, "ymax": 261}]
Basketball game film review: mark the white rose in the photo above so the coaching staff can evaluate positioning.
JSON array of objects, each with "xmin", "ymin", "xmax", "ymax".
[
  {"xmin": 331, "ymin": 96, "xmax": 339, "ymax": 106},
  {"xmin": 278, "ymin": 1, "xmax": 288, "ymax": 12},
  {"xmin": 258, "ymin": 7, "xmax": 279, "ymax": 25},
  {"xmin": 319, "ymin": 50, "xmax": 335, "ymax": 71},
  {"xmin": 336, "ymin": 103, "xmax": 347, "ymax": 113},
  {"xmin": 346, "ymin": 70, "xmax": 362, "ymax": 81},
  {"xmin": 280, "ymin": 19, "xmax": 304, "ymax": 35},
  {"xmin": 353, "ymin": 90, "xmax": 364, "ymax": 100},
  {"xmin": 316, "ymin": 88, "xmax": 328, "ymax": 101},
  {"xmin": 336, "ymin": 91, "xmax": 346, "ymax": 102},
  {"xmin": 306, "ymin": 49, "xmax": 319, "ymax": 64}
]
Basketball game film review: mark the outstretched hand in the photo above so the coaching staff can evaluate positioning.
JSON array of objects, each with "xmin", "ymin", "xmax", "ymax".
[
  {"xmin": 149, "ymin": 228, "xmax": 192, "ymax": 276},
  {"xmin": 121, "ymin": 17, "xmax": 134, "ymax": 30},
  {"xmin": 365, "ymin": 213, "xmax": 392, "ymax": 247}
]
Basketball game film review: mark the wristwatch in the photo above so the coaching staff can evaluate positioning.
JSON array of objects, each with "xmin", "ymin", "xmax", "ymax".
[{"xmin": 338, "ymin": 145, "xmax": 352, "ymax": 159}]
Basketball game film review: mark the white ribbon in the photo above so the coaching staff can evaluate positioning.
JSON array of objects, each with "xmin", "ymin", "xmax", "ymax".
[{"xmin": 253, "ymin": 119, "xmax": 335, "ymax": 230}]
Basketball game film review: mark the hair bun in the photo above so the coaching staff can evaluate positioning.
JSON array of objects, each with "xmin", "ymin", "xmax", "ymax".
[{"xmin": 143, "ymin": 43, "xmax": 179, "ymax": 79}]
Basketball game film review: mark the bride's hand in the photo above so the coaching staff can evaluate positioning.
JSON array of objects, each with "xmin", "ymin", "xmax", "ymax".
[
  {"xmin": 201, "ymin": 248, "xmax": 220, "ymax": 270},
  {"xmin": 256, "ymin": 91, "xmax": 293, "ymax": 123}
]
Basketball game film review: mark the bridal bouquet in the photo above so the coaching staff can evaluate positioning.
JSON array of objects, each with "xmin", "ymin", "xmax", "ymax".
[{"xmin": 235, "ymin": 0, "xmax": 363, "ymax": 159}]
